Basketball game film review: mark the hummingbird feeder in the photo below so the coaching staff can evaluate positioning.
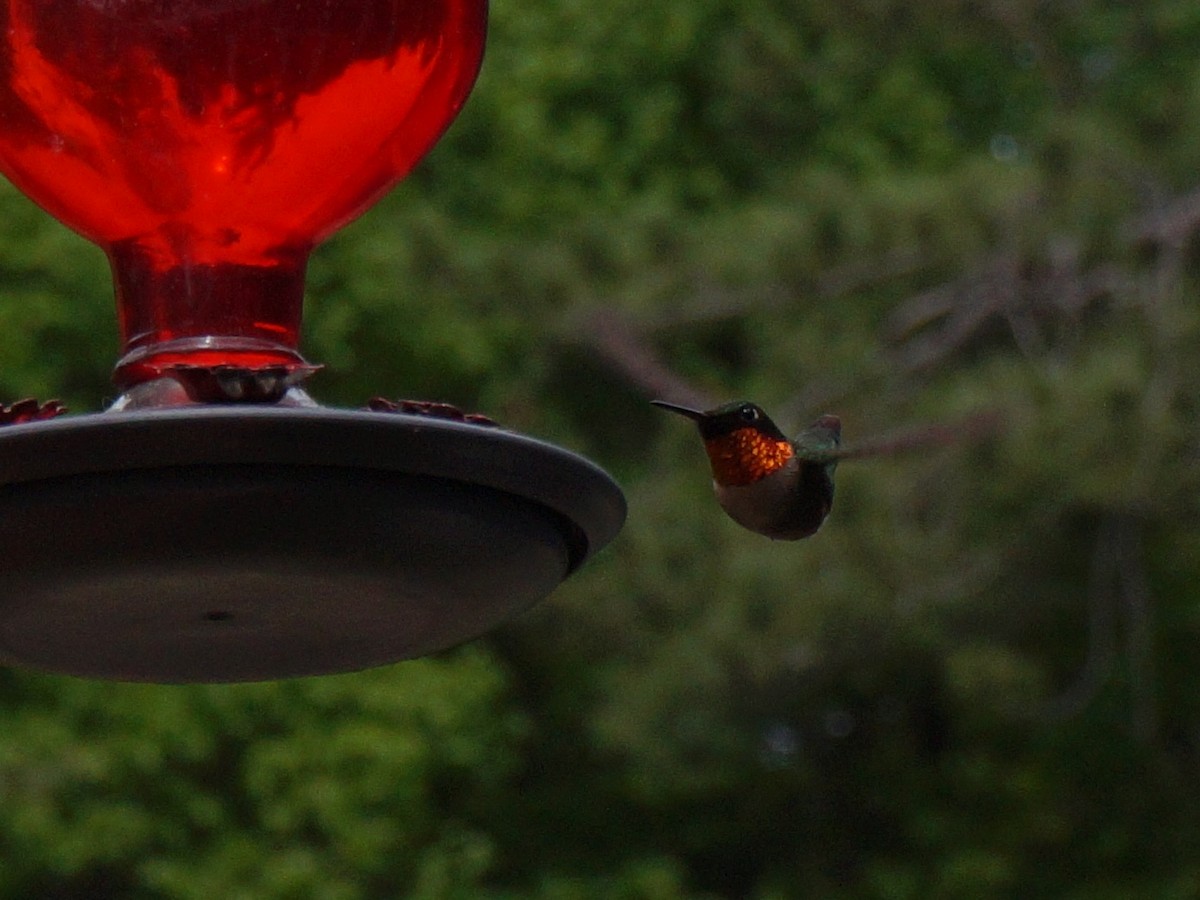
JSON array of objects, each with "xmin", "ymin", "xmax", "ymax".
[{"xmin": 0, "ymin": 1, "xmax": 625, "ymax": 681}]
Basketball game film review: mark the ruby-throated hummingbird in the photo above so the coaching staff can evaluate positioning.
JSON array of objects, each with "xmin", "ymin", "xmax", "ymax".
[
  {"xmin": 651, "ymin": 399, "xmax": 842, "ymax": 540},
  {"xmin": 653, "ymin": 399, "xmax": 997, "ymax": 540}
]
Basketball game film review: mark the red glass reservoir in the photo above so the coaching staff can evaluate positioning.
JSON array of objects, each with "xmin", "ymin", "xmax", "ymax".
[{"xmin": 0, "ymin": 0, "xmax": 486, "ymax": 386}]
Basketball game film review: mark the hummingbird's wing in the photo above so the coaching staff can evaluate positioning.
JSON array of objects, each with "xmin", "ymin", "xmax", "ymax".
[{"xmin": 826, "ymin": 409, "xmax": 1002, "ymax": 461}]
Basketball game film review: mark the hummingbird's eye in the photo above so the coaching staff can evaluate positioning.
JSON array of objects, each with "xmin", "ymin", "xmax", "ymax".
[{"xmin": 739, "ymin": 404, "xmax": 759, "ymax": 422}]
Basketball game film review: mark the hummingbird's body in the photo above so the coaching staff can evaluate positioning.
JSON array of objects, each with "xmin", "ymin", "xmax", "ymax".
[{"xmin": 652, "ymin": 400, "xmax": 841, "ymax": 540}]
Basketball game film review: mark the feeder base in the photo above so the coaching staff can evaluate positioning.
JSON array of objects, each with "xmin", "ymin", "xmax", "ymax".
[{"xmin": 0, "ymin": 408, "xmax": 624, "ymax": 682}]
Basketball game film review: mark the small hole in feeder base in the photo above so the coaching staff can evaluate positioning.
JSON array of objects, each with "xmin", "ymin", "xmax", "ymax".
[{"xmin": 204, "ymin": 610, "xmax": 234, "ymax": 623}]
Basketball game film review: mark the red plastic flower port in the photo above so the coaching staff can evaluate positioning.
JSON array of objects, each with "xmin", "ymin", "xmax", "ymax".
[
  {"xmin": 0, "ymin": 398, "xmax": 65, "ymax": 425},
  {"xmin": 367, "ymin": 397, "xmax": 500, "ymax": 428}
]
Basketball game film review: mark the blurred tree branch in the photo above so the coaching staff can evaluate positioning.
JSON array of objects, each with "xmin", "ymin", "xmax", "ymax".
[
  {"xmin": 569, "ymin": 179, "xmax": 1200, "ymax": 404},
  {"xmin": 1042, "ymin": 514, "xmax": 1158, "ymax": 744},
  {"xmin": 574, "ymin": 308, "xmax": 715, "ymax": 410}
]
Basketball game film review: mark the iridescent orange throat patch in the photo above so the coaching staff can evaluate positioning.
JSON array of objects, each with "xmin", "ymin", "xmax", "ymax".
[{"xmin": 702, "ymin": 427, "xmax": 794, "ymax": 486}]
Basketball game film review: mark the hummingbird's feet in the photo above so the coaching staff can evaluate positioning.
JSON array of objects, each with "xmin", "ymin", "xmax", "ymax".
[
  {"xmin": 366, "ymin": 397, "xmax": 500, "ymax": 428},
  {"xmin": 0, "ymin": 398, "xmax": 66, "ymax": 425}
]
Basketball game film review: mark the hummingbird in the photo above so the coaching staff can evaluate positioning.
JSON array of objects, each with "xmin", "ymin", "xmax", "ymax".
[
  {"xmin": 653, "ymin": 399, "xmax": 999, "ymax": 540},
  {"xmin": 651, "ymin": 399, "xmax": 842, "ymax": 540}
]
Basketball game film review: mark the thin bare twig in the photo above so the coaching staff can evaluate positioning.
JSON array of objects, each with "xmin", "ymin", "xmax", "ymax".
[
  {"xmin": 1041, "ymin": 515, "xmax": 1121, "ymax": 722},
  {"xmin": 579, "ymin": 309, "xmax": 714, "ymax": 410},
  {"xmin": 1124, "ymin": 184, "xmax": 1200, "ymax": 248},
  {"xmin": 1041, "ymin": 513, "xmax": 1158, "ymax": 742}
]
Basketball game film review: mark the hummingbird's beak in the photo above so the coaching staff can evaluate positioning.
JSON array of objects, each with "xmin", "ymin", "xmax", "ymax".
[{"xmin": 650, "ymin": 400, "xmax": 707, "ymax": 421}]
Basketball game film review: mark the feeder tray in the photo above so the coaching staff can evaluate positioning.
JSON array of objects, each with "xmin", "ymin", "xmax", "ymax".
[{"xmin": 0, "ymin": 407, "xmax": 624, "ymax": 682}]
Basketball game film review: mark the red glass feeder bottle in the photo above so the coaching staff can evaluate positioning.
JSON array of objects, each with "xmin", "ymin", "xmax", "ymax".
[{"xmin": 0, "ymin": 1, "xmax": 625, "ymax": 682}]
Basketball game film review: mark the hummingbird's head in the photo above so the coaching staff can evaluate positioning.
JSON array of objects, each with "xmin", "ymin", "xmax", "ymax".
[{"xmin": 651, "ymin": 399, "xmax": 795, "ymax": 486}]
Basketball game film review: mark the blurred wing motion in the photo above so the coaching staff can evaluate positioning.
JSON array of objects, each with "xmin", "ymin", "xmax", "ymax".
[{"xmin": 830, "ymin": 409, "xmax": 1003, "ymax": 461}]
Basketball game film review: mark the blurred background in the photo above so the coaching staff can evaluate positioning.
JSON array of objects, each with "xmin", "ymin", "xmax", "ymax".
[{"xmin": 3, "ymin": 0, "xmax": 1200, "ymax": 896}]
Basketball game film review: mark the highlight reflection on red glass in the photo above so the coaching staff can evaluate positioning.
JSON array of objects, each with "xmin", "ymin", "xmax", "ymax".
[{"xmin": 0, "ymin": 0, "xmax": 486, "ymax": 387}]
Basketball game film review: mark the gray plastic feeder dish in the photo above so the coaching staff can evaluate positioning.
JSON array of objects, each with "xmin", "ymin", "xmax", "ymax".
[{"xmin": 0, "ymin": 407, "xmax": 625, "ymax": 682}]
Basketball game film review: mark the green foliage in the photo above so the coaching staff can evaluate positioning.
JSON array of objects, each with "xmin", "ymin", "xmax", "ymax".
[
  {"xmin": 0, "ymin": 185, "xmax": 112, "ymax": 408},
  {"xmin": 0, "ymin": 650, "xmax": 525, "ymax": 898},
  {"xmin": 4, "ymin": 0, "xmax": 1200, "ymax": 896}
]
